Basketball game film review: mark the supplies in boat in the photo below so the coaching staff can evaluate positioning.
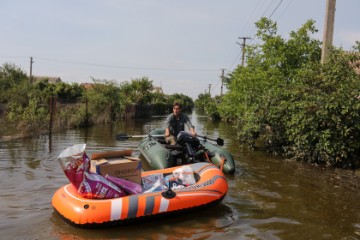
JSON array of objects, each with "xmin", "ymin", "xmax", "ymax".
[{"xmin": 53, "ymin": 144, "xmax": 228, "ymax": 227}]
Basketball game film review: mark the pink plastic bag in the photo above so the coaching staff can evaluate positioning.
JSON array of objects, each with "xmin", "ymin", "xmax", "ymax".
[
  {"xmin": 58, "ymin": 144, "xmax": 127, "ymax": 199},
  {"xmin": 105, "ymin": 174, "xmax": 143, "ymax": 195}
]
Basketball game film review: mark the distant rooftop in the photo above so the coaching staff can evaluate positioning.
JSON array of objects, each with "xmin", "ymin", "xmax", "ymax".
[{"xmin": 80, "ymin": 82, "xmax": 95, "ymax": 90}]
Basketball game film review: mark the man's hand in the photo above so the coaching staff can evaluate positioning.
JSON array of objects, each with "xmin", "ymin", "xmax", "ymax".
[
  {"xmin": 164, "ymin": 128, "xmax": 170, "ymax": 137},
  {"xmin": 190, "ymin": 128, "xmax": 197, "ymax": 137}
]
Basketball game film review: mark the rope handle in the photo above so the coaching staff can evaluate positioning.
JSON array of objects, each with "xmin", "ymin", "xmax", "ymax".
[{"xmin": 203, "ymin": 151, "xmax": 226, "ymax": 172}]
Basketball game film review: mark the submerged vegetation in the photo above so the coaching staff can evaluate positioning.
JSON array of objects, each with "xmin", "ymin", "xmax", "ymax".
[{"xmin": 0, "ymin": 66, "xmax": 193, "ymax": 138}]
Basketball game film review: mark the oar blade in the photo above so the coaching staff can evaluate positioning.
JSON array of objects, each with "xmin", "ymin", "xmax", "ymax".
[
  {"xmin": 116, "ymin": 133, "xmax": 130, "ymax": 141},
  {"xmin": 197, "ymin": 134, "xmax": 224, "ymax": 146},
  {"xmin": 216, "ymin": 138, "xmax": 224, "ymax": 146}
]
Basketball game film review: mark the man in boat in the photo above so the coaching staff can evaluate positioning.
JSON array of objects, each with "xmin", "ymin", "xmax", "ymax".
[{"xmin": 164, "ymin": 102, "xmax": 197, "ymax": 145}]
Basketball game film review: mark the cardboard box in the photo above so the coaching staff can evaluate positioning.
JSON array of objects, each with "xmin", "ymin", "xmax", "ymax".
[{"xmin": 90, "ymin": 149, "xmax": 142, "ymax": 184}]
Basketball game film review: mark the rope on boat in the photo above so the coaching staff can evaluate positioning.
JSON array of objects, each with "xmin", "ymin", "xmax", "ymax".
[{"xmin": 203, "ymin": 150, "xmax": 226, "ymax": 172}]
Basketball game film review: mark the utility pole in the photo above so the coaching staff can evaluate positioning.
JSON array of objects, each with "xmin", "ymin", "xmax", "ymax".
[
  {"xmin": 29, "ymin": 56, "xmax": 34, "ymax": 84},
  {"xmin": 321, "ymin": 0, "xmax": 336, "ymax": 64},
  {"xmin": 220, "ymin": 68, "xmax": 225, "ymax": 96},
  {"xmin": 208, "ymin": 84, "xmax": 212, "ymax": 95},
  {"xmin": 237, "ymin": 37, "xmax": 251, "ymax": 66}
]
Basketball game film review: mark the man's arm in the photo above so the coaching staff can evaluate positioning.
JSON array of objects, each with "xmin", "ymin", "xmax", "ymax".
[
  {"xmin": 164, "ymin": 114, "xmax": 171, "ymax": 137},
  {"xmin": 164, "ymin": 127, "xmax": 170, "ymax": 137},
  {"xmin": 184, "ymin": 115, "xmax": 196, "ymax": 136}
]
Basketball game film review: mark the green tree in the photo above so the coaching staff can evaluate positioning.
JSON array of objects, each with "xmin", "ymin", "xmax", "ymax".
[
  {"xmin": 167, "ymin": 93, "xmax": 194, "ymax": 110},
  {"xmin": 195, "ymin": 93, "xmax": 211, "ymax": 112},
  {"xmin": 119, "ymin": 77, "xmax": 154, "ymax": 105},
  {"xmin": 219, "ymin": 17, "xmax": 360, "ymax": 167},
  {"xmin": 0, "ymin": 63, "xmax": 28, "ymax": 104},
  {"xmin": 85, "ymin": 78, "xmax": 121, "ymax": 122},
  {"xmin": 54, "ymin": 82, "xmax": 84, "ymax": 100},
  {"xmin": 283, "ymin": 50, "xmax": 360, "ymax": 167}
]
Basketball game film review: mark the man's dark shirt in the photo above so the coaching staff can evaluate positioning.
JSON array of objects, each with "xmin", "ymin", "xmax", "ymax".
[{"xmin": 165, "ymin": 113, "xmax": 194, "ymax": 137}]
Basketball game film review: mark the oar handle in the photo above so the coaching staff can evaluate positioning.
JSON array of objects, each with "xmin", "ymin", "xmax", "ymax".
[{"xmin": 197, "ymin": 135, "xmax": 224, "ymax": 146}]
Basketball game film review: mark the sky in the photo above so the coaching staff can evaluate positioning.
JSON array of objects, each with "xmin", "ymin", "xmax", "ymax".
[{"xmin": 1, "ymin": 0, "xmax": 359, "ymax": 99}]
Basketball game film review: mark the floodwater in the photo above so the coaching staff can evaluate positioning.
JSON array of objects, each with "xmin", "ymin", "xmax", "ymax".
[{"xmin": 1, "ymin": 111, "xmax": 360, "ymax": 240}]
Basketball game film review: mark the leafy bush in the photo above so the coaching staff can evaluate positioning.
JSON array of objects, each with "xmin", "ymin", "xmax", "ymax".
[
  {"xmin": 195, "ymin": 93, "xmax": 220, "ymax": 120},
  {"xmin": 0, "ymin": 63, "xmax": 28, "ymax": 104},
  {"xmin": 86, "ymin": 78, "xmax": 121, "ymax": 122},
  {"xmin": 7, "ymin": 96, "xmax": 48, "ymax": 135},
  {"xmin": 282, "ymin": 50, "xmax": 360, "ymax": 167}
]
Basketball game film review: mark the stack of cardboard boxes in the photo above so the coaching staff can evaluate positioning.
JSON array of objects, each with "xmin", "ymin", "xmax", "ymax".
[{"xmin": 90, "ymin": 149, "xmax": 142, "ymax": 184}]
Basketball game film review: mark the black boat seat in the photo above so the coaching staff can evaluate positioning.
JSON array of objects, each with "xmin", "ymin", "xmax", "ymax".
[
  {"xmin": 164, "ymin": 144, "xmax": 183, "ymax": 150},
  {"xmin": 170, "ymin": 150, "xmax": 183, "ymax": 156}
]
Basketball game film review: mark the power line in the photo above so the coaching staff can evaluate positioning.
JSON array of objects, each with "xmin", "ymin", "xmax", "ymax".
[
  {"xmin": 246, "ymin": 0, "xmax": 285, "ymax": 45},
  {"xmin": 240, "ymin": 0, "xmax": 265, "ymax": 38},
  {"xmin": 228, "ymin": 50, "xmax": 243, "ymax": 70},
  {"xmin": 37, "ymin": 57, "xmax": 219, "ymax": 72},
  {"xmin": 268, "ymin": 0, "xmax": 283, "ymax": 19},
  {"xmin": 3, "ymin": 56, "xmax": 220, "ymax": 72},
  {"xmin": 0, "ymin": 55, "xmax": 28, "ymax": 59},
  {"xmin": 262, "ymin": 0, "xmax": 278, "ymax": 16},
  {"xmin": 227, "ymin": 0, "xmax": 264, "ymax": 71},
  {"xmin": 276, "ymin": 0, "xmax": 295, "ymax": 21}
]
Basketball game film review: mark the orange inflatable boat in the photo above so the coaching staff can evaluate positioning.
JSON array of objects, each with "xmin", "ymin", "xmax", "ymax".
[{"xmin": 52, "ymin": 162, "xmax": 228, "ymax": 227}]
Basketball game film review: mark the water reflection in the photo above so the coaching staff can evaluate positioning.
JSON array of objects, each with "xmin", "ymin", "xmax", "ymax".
[
  {"xmin": 50, "ymin": 204, "xmax": 235, "ymax": 240},
  {"xmin": 1, "ymin": 111, "xmax": 360, "ymax": 239}
]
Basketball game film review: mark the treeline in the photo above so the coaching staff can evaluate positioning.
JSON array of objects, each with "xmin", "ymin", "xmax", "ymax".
[
  {"xmin": 0, "ymin": 66, "xmax": 193, "ymax": 137},
  {"xmin": 195, "ymin": 17, "xmax": 360, "ymax": 168}
]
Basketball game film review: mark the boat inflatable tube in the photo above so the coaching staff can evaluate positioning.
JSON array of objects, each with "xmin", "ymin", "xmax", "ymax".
[
  {"xmin": 139, "ymin": 129, "xmax": 236, "ymax": 174},
  {"xmin": 52, "ymin": 162, "xmax": 228, "ymax": 227}
]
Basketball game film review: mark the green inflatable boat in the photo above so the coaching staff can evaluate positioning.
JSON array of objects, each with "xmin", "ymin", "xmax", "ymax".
[{"xmin": 138, "ymin": 129, "xmax": 235, "ymax": 174}]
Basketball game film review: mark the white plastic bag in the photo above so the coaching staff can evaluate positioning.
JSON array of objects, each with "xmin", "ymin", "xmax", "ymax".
[
  {"xmin": 172, "ymin": 165, "xmax": 196, "ymax": 186},
  {"xmin": 142, "ymin": 173, "xmax": 168, "ymax": 193}
]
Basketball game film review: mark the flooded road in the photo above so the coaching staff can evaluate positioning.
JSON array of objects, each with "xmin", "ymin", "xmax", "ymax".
[{"xmin": 1, "ymin": 111, "xmax": 360, "ymax": 239}]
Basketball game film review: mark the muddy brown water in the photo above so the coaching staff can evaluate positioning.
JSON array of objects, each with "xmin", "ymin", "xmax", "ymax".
[{"xmin": 1, "ymin": 112, "xmax": 360, "ymax": 239}]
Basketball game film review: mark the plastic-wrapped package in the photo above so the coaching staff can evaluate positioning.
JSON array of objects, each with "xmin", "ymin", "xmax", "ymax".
[
  {"xmin": 58, "ymin": 144, "xmax": 86, "ymax": 189},
  {"xmin": 58, "ymin": 144, "xmax": 126, "ymax": 199}
]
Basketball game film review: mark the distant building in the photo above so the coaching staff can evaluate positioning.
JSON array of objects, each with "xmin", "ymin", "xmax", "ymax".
[
  {"xmin": 80, "ymin": 83, "xmax": 95, "ymax": 90},
  {"xmin": 152, "ymin": 86, "xmax": 163, "ymax": 94},
  {"xmin": 32, "ymin": 76, "xmax": 62, "ymax": 84}
]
